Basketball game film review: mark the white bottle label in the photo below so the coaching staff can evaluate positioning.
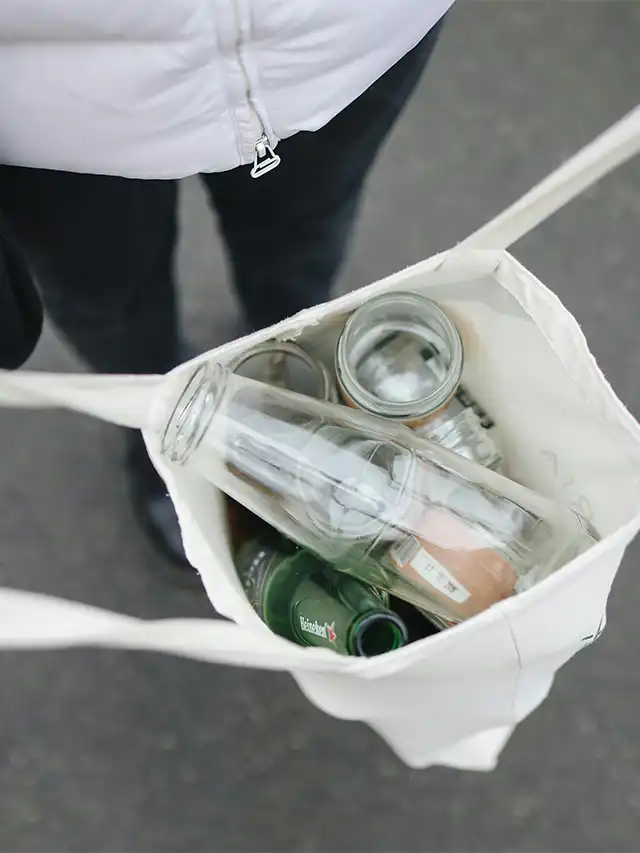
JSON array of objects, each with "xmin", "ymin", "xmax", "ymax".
[{"xmin": 389, "ymin": 536, "xmax": 471, "ymax": 604}]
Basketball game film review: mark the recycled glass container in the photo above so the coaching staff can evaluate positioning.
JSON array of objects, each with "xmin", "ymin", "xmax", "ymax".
[
  {"xmin": 236, "ymin": 532, "xmax": 408, "ymax": 656},
  {"xmin": 152, "ymin": 362, "xmax": 598, "ymax": 624},
  {"xmin": 335, "ymin": 292, "xmax": 503, "ymax": 471}
]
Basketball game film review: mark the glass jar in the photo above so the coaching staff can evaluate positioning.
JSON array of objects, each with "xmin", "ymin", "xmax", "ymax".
[
  {"xmin": 152, "ymin": 362, "xmax": 598, "ymax": 625},
  {"xmin": 335, "ymin": 292, "xmax": 503, "ymax": 470},
  {"xmin": 228, "ymin": 341, "xmax": 337, "ymax": 402},
  {"xmin": 416, "ymin": 391, "xmax": 503, "ymax": 471}
]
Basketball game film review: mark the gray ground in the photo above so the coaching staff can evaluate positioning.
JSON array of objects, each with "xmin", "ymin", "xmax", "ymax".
[{"xmin": 1, "ymin": 3, "xmax": 639, "ymax": 851}]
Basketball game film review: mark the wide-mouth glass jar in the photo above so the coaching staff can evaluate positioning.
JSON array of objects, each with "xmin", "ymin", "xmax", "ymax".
[
  {"xmin": 336, "ymin": 292, "xmax": 464, "ymax": 425},
  {"xmin": 336, "ymin": 292, "xmax": 503, "ymax": 471}
]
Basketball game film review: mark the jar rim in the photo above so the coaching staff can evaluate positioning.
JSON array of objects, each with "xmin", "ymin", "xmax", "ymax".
[
  {"xmin": 335, "ymin": 292, "xmax": 464, "ymax": 421},
  {"xmin": 227, "ymin": 340, "xmax": 335, "ymax": 402}
]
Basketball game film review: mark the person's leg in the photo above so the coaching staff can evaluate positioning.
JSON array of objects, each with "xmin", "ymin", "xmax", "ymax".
[
  {"xmin": 0, "ymin": 168, "xmax": 180, "ymax": 374},
  {"xmin": 202, "ymin": 23, "xmax": 444, "ymax": 330},
  {"xmin": 0, "ymin": 168, "xmax": 188, "ymax": 567}
]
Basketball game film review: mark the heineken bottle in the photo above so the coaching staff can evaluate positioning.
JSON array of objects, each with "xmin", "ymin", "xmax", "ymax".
[{"xmin": 236, "ymin": 533, "xmax": 408, "ymax": 657}]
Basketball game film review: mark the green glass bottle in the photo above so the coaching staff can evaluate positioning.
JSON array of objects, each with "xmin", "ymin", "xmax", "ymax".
[{"xmin": 236, "ymin": 533, "xmax": 408, "ymax": 657}]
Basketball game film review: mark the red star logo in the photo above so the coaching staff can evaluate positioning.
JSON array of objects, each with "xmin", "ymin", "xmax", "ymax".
[{"xmin": 327, "ymin": 622, "xmax": 337, "ymax": 644}]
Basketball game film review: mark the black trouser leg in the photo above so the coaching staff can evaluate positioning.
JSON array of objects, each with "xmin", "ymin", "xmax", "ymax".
[
  {"xmin": 0, "ymin": 169, "xmax": 180, "ymax": 375},
  {"xmin": 0, "ymin": 169, "xmax": 183, "ymax": 561}
]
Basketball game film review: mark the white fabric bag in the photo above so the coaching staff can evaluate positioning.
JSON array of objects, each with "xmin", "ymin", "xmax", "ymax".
[{"xmin": 0, "ymin": 107, "xmax": 639, "ymax": 771}]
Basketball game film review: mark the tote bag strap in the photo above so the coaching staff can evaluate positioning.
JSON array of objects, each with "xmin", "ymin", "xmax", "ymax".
[
  {"xmin": 0, "ymin": 371, "xmax": 344, "ymax": 671},
  {"xmin": 0, "ymin": 586, "xmax": 345, "ymax": 672},
  {"xmin": 0, "ymin": 370, "xmax": 163, "ymax": 428},
  {"xmin": 459, "ymin": 104, "xmax": 640, "ymax": 251}
]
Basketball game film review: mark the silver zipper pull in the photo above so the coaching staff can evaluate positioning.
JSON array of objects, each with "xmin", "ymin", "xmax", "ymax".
[{"xmin": 251, "ymin": 136, "xmax": 281, "ymax": 178}]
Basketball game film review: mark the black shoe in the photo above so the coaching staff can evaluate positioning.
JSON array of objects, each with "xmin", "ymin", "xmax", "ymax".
[{"xmin": 126, "ymin": 431, "xmax": 197, "ymax": 579}]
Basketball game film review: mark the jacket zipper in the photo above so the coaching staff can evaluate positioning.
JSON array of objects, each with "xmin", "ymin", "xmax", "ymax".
[
  {"xmin": 230, "ymin": 0, "xmax": 281, "ymax": 178},
  {"xmin": 251, "ymin": 135, "xmax": 280, "ymax": 178}
]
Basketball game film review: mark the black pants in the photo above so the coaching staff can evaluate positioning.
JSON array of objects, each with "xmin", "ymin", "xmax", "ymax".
[{"xmin": 0, "ymin": 27, "xmax": 442, "ymax": 376}]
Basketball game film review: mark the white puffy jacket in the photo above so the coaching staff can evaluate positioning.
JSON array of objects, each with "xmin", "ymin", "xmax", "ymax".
[{"xmin": 0, "ymin": 0, "xmax": 453, "ymax": 179}]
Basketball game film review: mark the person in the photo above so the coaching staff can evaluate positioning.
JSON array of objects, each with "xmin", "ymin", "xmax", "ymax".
[{"xmin": 0, "ymin": 0, "xmax": 453, "ymax": 573}]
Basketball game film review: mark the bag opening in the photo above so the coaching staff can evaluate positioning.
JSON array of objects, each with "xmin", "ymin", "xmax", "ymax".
[{"xmin": 147, "ymin": 250, "xmax": 640, "ymax": 644}]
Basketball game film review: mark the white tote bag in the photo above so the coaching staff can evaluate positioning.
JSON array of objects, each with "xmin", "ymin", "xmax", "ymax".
[{"xmin": 0, "ymin": 107, "xmax": 639, "ymax": 771}]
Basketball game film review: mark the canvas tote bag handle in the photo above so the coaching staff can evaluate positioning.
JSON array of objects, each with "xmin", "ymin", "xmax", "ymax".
[
  {"xmin": 0, "ymin": 587, "xmax": 348, "ymax": 671},
  {"xmin": 459, "ymin": 104, "xmax": 640, "ymax": 251},
  {"xmin": 0, "ymin": 369, "xmax": 346, "ymax": 669},
  {"xmin": 0, "ymin": 370, "xmax": 163, "ymax": 428}
]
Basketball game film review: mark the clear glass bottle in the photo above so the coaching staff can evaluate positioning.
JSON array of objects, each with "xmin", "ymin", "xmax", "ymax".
[
  {"xmin": 151, "ymin": 362, "xmax": 598, "ymax": 624},
  {"xmin": 335, "ymin": 292, "xmax": 503, "ymax": 471}
]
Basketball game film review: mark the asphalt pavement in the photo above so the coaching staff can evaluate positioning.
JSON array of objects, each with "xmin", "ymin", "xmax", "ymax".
[{"xmin": 1, "ymin": 3, "xmax": 639, "ymax": 850}]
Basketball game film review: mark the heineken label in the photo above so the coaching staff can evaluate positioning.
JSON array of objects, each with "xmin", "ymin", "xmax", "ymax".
[
  {"xmin": 298, "ymin": 615, "xmax": 337, "ymax": 644},
  {"xmin": 291, "ymin": 573, "xmax": 355, "ymax": 654}
]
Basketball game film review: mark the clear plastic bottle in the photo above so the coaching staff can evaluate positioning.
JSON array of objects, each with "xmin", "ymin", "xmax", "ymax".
[{"xmin": 151, "ymin": 362, "xmax": 598, "ymax": 624}]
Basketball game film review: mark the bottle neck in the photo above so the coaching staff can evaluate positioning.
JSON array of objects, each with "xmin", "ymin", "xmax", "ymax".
[
  {"xmin": 349, "ymin": 611, "xmax": 408, "ymax": 657},
  {"xmin": 289, "ymin": 568, "xmax": 407, "ymax": 656}
]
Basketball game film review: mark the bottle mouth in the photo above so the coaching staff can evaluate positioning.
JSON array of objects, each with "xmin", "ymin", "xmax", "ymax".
[
  {"xmin": 336, "ymin": 292, "xmax": 464, "ymax": 422},
  {"xmin": 160, "ymin": 362, "xmax": 227, "ymax": 464},
  {"xmin": 352, "ymin": 612, "xmax": 408, "ymax": 657}
]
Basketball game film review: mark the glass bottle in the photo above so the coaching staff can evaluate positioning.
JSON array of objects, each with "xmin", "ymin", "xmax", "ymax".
[
  {"xmin": 237, "ymin": 533, "xmax": 408, "ymax": 656},
  {"xmin": 151, "ymin": 362, "xmax": 598, "ymax": 624},
  {"xmin": 335, "ymin": 292, "xmax": 503, "ymax": 471}
]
